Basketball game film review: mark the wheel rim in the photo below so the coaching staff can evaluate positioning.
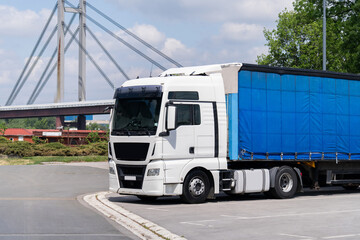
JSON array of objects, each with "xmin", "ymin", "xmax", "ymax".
[
  {"xmin": 188, "ymin": 177, "xmax": 205, "ymax": 197},
  {"xmin": 279, "ymin": 172, "xmax": 293, "ymax": 193}
]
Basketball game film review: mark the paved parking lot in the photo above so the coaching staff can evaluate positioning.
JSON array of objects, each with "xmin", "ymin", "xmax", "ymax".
[
  {"xmin": 107, "ymin": 188, "xmax": 360, "ymax": 240},
  {"xmin": 0, "ymin": 165, "xmax": 137, "ymax": 240}
]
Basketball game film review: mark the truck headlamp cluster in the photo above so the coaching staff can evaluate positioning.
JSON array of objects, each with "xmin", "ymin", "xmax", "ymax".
[
  {"xmin": 147, "ymin": 168, "xmax": 160, "ymax": 176},
  {"xmin": 109, "ymin": 166, "xmax": 115, "ymax": 175}
]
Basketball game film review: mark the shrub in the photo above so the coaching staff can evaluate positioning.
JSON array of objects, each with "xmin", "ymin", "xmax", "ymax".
[
  {"xmin": 0, "ymin": 137, "xmax": 9, "ymax": 143},
  {"xmin": 86, "ymin": 131, "xmax": 101, "ymax": 143},
  {"xmin": 0, "ymin": 139, "xmax": 108, "ymax": 157},
  {"xmin": 4, "ymin": 141, "xmax": 34, "ymax": 157},
  {"xmin": 32, "ymin": 136, "xmax": 46, "ymax": 144}
]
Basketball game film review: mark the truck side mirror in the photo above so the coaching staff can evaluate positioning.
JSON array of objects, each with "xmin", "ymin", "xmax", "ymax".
[{"xmin": 167, "ymin": 105, "xmax": 176, "ymax": 131}]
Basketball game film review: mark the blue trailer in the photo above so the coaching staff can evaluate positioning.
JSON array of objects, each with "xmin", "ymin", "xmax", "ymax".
[{"xmin": 226, "ymin": 64, "xmax": 360, "ymax": 194}]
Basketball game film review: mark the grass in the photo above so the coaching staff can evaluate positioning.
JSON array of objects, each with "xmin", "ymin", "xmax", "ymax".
[{"xmin": 0, "ymin": 155, "xmax": 107, "ymax": 166}]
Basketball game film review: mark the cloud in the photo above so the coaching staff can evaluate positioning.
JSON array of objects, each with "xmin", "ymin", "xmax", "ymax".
[
  {"xmin": 107, "ymin": 0, "xmax": 293, "ymax": 24},
  {"xmin": 218, "ymin": 23, "xmax": 264, "ymax": 42},
  {"xmin": 0, "ymin": 5, "xmax": 54, "ymax": 37},
  {"xmin": 129, "ymin": 24, "xmax": 166, "ymax": 46}
]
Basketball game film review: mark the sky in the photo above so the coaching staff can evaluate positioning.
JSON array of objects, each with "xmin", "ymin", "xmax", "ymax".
[{"xmin": 0, "ymin": 0, "xmax": 294, "ymax": 107}]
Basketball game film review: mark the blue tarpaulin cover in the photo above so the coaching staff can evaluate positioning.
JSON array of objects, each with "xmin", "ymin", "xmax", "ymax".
[{"xmin": 227, "ymin": 69, "xmax": 360, "ymax": 161}]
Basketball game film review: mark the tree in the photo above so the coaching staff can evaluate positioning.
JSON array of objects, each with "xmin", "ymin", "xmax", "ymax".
[
  {"xmin": 257, "ymin": 0, "xmax": 359, "ymax": 73},
  {"xmin": 1, "ymin": 117, "xmax": 56, "ymax": 129},
  {"xmin": 86, "ymin": 122, "xmax": 108, "ymax": 131},
  {"xmin": 0, "ymin": 122, "xmax": 7, "ymax": 136}
]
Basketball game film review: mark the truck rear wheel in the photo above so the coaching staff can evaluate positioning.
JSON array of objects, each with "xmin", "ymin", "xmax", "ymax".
[
  {"xmin": 181, "ymin": 170, "xmax": 210, "ymax": 204},
  {"xmin": 269, "ymin": 166, "xmax": 298, "ymax": 199}
]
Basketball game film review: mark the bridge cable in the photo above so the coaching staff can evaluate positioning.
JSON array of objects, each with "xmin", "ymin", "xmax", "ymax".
[
  {"xmin": 61, "ymin": 1, "xmax": 166, "ymax": 71},
  {"xmin": 5, "ymin": 3, "xmax": 57, "ymax": 106},
  {"xmin": 85, "ymin": 14, "xmax": 166, "ymax": 71},
  {"xmin": 86, "ymin": 26, "xmax": 130, "ymax": 80},
  {"xmin": 28, "ymin": 13, "xmax": 78, "ymax": 104},
  {"xmin": 29, "ymin": 28, "xmax": 80, "ymax": 104},
  {"xmin": 66, "ymin": 26, "xmax": 115, "ymax": 89},
  {"xmin": 7, "ymin": 25, "xmax": 58, "ymax": 106},
  {"xmin": 85, "ymin": 2, "xmax": 183, "ymax": 68}
]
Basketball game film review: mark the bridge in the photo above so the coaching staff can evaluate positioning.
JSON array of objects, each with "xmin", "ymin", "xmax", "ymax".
[
  {"xmin": 0, "ymin": 100, "xmax": 114, "ymax": 129},
  {"xmin": 0, "ymin": 0, "xmax": 181, "ymax": 129}
]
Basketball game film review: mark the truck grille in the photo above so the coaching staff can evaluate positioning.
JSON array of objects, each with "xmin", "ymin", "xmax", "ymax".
[
  {"xmin": 114, "ymin": 143, "xmax": 149, "ymax": 161},
  {"xmin": 116, "ymin": 164, "xmax": 146, "ymax": 189}
]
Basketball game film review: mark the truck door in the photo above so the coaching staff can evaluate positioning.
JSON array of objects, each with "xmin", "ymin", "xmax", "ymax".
[
  {"xmin": 162, "ymin": 102, "xmax": 215, "ymax": 159},
  {"xmin": 194, "ymin": 102, "xmax": 215, "ymax": 158}
]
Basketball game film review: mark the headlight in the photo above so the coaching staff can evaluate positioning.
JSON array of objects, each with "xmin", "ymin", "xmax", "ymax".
[
  {"xmin": 147, "ymin": 168, "xmax": 160, "ymax": 176},
  {"xmin": 109, "ymin": 166, "xmax": 115, "ymax": 174}
]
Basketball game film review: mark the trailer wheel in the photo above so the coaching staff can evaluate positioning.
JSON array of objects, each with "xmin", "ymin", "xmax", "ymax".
[
  {"xmin": 181, "ymin": 170, "xmax": 210, "ymax": 204},
  {"xmin": 269, "ymin": 166, "xmax": 298, "ymax": 199},
  {"xmin": 136, "ymin": 195, "xmax": 158, "ymax": 201}
]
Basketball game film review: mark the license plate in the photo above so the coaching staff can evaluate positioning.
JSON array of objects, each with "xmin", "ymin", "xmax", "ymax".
[{"xmin": 124, "ymin": 176, "xmax": 136, "ymax": 181}]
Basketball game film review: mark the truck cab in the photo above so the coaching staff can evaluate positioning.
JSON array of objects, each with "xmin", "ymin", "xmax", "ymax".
[{"xmin": 108, "ymin": 64, "xmax": 237, "ymax": 203}]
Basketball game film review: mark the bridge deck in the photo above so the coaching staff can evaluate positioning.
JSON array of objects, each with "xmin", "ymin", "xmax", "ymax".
[{"xmin": 0, "ymin": 100, "xmax": 114, "ymax": 119}]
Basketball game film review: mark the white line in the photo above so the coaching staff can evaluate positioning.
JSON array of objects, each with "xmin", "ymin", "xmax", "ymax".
[
  {"xmin": 233, "ymin": 209, "xmax": 360, "ymax": 220},
  {"xmin": 83, "ymin": 192, "xmax": 186, "ymax": 240},
  {"xmin": 220, "ymin": 214, "xmax": 239, "ymax": 218},
  {"xmin": 180, "ymin": 220, "xmax": 216, "ymax": 227},
  {"xmin": 322, "ymin": 234, "xmax": 359, "ymax": 239},
  {"xmin": 147, "ymin": 207, "xmax": 169, "ymax": 212},
  {"xmin": 279, "ymin": 233, "xmax": 315, "ymax": 239},
  {"xmin": 0, "ymin": 234, "xmax": 124, "ymax": 237}
]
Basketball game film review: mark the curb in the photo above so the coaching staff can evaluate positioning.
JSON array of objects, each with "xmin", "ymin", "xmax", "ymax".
[{"xmin": 83, "ymin": 192, "xmax": 186, "ymax": 240}]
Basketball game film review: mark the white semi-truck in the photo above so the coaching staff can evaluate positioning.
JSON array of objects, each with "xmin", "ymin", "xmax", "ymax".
[{"xmin": 108, "ymin": 63, "xmax": 360, "ymax": 203}]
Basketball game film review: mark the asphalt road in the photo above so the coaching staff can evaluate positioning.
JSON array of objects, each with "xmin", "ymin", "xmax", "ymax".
[
  {"xmin": 0, "ymin": 165, "xmax": 138, "ymax": 240},
  {"xmin": 108, "ymin": 187, "xmax": 360, "ymax": 240}
]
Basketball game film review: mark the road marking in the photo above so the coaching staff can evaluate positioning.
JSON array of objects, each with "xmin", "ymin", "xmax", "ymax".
[
  {"xmin": 0, "ymin": 234, "xmax": 124, "ymax": 237},
  {"xmin": 279, "ymin": 233, "xmax": 315, "ymax": 239},
  {"xmin": 0, "ymin": 197, "xmax": 74, "ymax": 201},
  {"xmin": 147, "ymin": 207, "xmax": 169, "ymax": 212},
  {"xmin": 221, "ymin": 209, "xmax": 360, "ymax": 220},
  {"xmin": 323, "ymin": 234, "xmax": 359, "ymax": 239},
  {"xmin": 180, "ymin": 220, "xmax": 216, "ymax": 227}
]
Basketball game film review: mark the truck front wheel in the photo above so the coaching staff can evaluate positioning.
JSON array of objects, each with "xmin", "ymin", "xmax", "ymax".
[
  {"xmin": 181, "ymin": 170, "xmax": 210, "ymax": 204},
  {"xmin": 269, "ymin": 166, "xmax": 298, "ymax": 199}
]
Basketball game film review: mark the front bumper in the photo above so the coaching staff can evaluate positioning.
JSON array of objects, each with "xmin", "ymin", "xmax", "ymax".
[{"xmin": 109, "ymin": 160, "xmax": 166, "ymax": 196}]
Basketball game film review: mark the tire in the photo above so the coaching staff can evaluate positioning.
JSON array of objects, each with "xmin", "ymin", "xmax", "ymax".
[
  {"xmin": 136, "ymin": 195, "xmax": 158, "ymax": 201},
  {"xmin": 269, "ymin": 166, "xmax": 298, "ymax": 199},
  {"xmin": 181, "ymin": 170, "xmax": 210, "ymax": 204},
  {"xmin": 342, "ymin": 184, "xmax": 359, "ymax": 190}
]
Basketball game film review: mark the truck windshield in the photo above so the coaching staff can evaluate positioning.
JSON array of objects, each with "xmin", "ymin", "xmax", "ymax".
[{"xmin": 112, "ymin": 97, "xmax": 162, "ymax": 136}]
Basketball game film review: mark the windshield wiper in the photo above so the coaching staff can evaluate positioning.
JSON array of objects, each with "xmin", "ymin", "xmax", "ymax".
[{"xmin": 112, "ymin": 129, "xmax": 131, "ymax": 136}]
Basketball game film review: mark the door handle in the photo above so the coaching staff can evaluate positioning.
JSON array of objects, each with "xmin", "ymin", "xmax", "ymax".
[{"xmin": 189, "ymin": 147, "xmax": 195, "ymax": 154}]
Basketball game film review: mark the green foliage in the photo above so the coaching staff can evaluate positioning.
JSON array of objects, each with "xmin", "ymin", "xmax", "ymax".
[
  {"xmin": 86, "ymin": 131, "xmax": 101, "ymax": 143},
  {"xmin": 0, "ymin": 117, "xmax": 56, "ymax": 129},
  {"xmin": 0, "ymin": 136, "xmax": 10, "ymax": 143},
  {"xmin": 4, "ymin": 141, "xmax": 34, "ymax": 157},
  {"xmin": 0, "ymin": 122, "xmax": 7, "ymax": 136},
  {"xmin": 0, "ymin": 141, "xmax": 108, "ymax": 157},
  {"xmin": 87, "ymin": 122, "xmax": 108, "ymax": 131},
  {"xmin": 257, "ymin": 0, "xmax": 360, "ymax": 73},
  {"xmin": 32, "ymin": 136, "xmax": 46, "ymax": 144}
]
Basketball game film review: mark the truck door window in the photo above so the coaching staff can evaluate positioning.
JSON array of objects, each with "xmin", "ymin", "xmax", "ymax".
[{"xmin": 175, "ymin": 104, "xmax": 201, "ymax": 127}]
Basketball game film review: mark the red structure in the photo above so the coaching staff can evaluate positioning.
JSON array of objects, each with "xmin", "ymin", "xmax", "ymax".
[
  {"xmin": 2, "ymin": 128, "xmax": 107, "ymax": 145},
  {"xmin": 3, "ymin": 128, "xmax": 34, "ymax": 143}
]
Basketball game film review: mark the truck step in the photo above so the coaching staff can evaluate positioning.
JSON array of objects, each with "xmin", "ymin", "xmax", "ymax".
[
  {"xmin": 331, "ymin": 180, "xmax": 360, "ymax": 184},
  {"xmin": 222, "ymin": 178, "xmax": 232, "ymax": 181}
]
